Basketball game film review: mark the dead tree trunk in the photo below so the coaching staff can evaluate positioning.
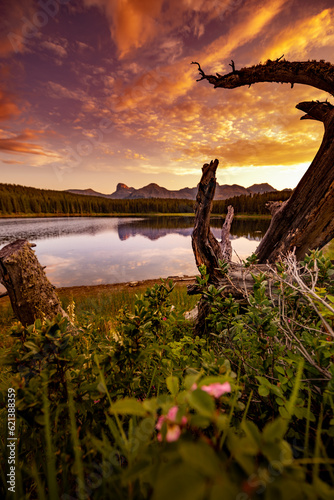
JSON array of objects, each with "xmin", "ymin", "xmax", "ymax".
[
  {"xmin": 192, "ymin": 159, "xmax": 224, "ymax": 284},
  {"xmin": 191, "ymin": 160, "xmax": 237, "ymax": 330},
  {"xmin": 192, "ymin": 59, "xmax": 334, "ymax": 263},
  {"xmin": 0, "ymin": 239, "xmax": 66, "ymax": 326},
  {"xmin": 256, "ymin": 101, "xmax": 334, "ymax": 262}
]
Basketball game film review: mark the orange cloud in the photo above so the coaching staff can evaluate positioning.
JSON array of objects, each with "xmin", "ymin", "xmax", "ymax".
[
  {"xmin": 107, "ymin": 0, "xmax": 289, "ymax": 115},
  {"xmin": 82, "ymin": 0, "xmax": 251, "ymax": 59},
  {"xmin": 83, "ymin": 0, "xmax": 164, "ymax": 58},
  {"xmin": 262, "ymin": 8, "xmax": 334, "ymax": 61},
  {"xmin": 202, "ymin": 0, "xmax": 289, "ymax": 69},
  {"xmin": 1, "ymin": 159, "xmax": 24, "ymax": 164},
  {"xmin": 0, "ymin": 0, "xmax": 36, "ymax": 56},
  {"xmin": 0, "ymin": 89, "xmax": 20, "ymax": 120},
  {"xmin": 180, "ymin": 135, "xmax": 320, "ymax": 167},
  {"xmin": 0, "ymin": 130, "xmax": 58, "ymax": 157},
  {"xmin": 41, "ymin": 40, "xmax": 68, "ymax": 58}
]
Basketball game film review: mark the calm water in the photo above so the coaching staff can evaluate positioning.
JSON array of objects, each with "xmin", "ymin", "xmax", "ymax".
[{"xmin": 0, "ymin": 216, "xmax": 270, "ymax": 289}]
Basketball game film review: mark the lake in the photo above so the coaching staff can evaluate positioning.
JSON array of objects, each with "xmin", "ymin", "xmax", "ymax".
[{"xmin": 0, "ymin": 216, "xmax": 270, "ymax": 289}]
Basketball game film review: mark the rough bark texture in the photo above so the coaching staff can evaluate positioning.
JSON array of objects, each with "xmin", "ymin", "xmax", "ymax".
[
  {"xmin": 192, "ymin": 59, "xmax": 334, "ymax": 95},
  {"xmin": 192, "ymin": 159, "xmax": 224, "ymax": 283},
  {"xmin": 221, "ymin": 205, "xmax": 234, "ymax": 261},
  {"xmin": 191, "ymin": 161, "xmax": 236, "ymax": 331},
  {"xmin": 256, "ymin": 101, "xmax": 334, "ymax": 262},
  {"xmin": 192, "ymin": 59, "xmax": 334, "ymax": 263},
  {"xmin": 0, "ymin": 239, "xmax": 66, "ymax": 326}
]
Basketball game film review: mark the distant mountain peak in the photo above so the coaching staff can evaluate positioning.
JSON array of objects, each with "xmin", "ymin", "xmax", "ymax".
[
  {"xmin": 68, "ymin": 182, "xmax": 278, "ymax": 201},
  {"xmin": 116, "ymin": 183, "xmax": 131, "ymax": 191},
  {"xmin": 247, "ymin": 183, "xmax": 276, "ymax": 193}
]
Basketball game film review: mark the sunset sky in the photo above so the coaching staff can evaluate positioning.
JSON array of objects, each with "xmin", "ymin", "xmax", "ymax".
[{"xmin": 0, "ymin": 0, "xmax": 334, "ymax": 193}]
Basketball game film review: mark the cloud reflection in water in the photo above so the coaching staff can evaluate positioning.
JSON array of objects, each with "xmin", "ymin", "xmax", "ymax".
[{"xmin": 0, "ymin": 217, "xmax": 269, "ymax": 288}]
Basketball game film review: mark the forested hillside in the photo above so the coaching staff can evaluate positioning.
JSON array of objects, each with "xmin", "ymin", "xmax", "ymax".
[{"xmin": 0, "ymin": 183, "xmax": 291, "ymax": 216}]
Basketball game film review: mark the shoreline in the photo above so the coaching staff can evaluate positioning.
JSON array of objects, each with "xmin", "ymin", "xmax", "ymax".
[
  {"xmin": 56, "ymin": 275, "xmax": 197, "ymax": 299},
  {"xmin": 0, "ymin": 213, "xmax": 272, "ymax": 220},
  {"xmin": 0, "ymin": 275, "xmax": 198, "ymax": 307}
]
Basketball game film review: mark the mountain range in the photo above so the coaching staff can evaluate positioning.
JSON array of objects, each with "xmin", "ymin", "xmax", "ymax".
[{"xmin": 67, "ymin": 182, "xmax": 277, "ymax": 200}]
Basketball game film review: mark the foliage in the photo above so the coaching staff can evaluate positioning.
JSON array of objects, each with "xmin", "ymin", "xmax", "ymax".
[
  {"xmin": 0, "ymin": 182, "xmax": 290, "ymax": 216},
  {"xmin": 0, "ymin": 257, "xmax": 334, "ymax": 499}
]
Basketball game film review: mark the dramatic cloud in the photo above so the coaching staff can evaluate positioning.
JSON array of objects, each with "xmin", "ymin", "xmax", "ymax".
[
  {"xmin": 262, "ymin": 8, "xmax": 334, "ymax": 60},
  {"xmin": 41, "ymin": 40, "xmax": 68, "ymax": 58},
  {"xmin": 1, "ymin": 159, "xmax": 24, "ymax": 164},
  {"xmin": 1, "ymin": 0, "xmax": 333, "ymax": 192},
  {"xmin": 47, "ymin": 81, "xmax": 87, "ymax": 101},
  {"xmin": 0, "ymin": 0, "xmax": 36, "ymax": 56},
  {"xmin": 0, "ymin": 89, "xmax": 20, "ymax": 120},
  {"xmin": 0, "ymin": 130, "xmax": 58, "ymax": 157}
]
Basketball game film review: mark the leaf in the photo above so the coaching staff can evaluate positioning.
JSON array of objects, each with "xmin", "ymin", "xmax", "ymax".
[
  {"xmin": 255, "ymin": 376, "xmax": 271, "ymax": 388},
  {"xmin": 166, "ymin": 376, "xmax": 179, "ymax": 396},
  {"xmin": 152, "ymin": 463, "xmax": 207, "ymax": 500},
  {"xmin": 241, "ymin": 420, "xmax": 262, "ymax": 448},
  {"xmin": 187, "ymin": 389, "xmax": 215, "ymax": 418},
  {"xmin": 109, "ymin": 398, "xmax": 147, "ymax": 416},
  {"xmin": 263, "ymin": 417, "xmax": 286, "ymax": 442},
  {"xmin": 279, "ymin": 406, "xmax": 290, "ymax": 419},
  {"xmin": 276, "ymin": 365, "xmax": 285, "ymax": 376},
  {"xmin": 179, "ymin": 441, "xmax": 221, "ymax": 477},
  {"xmin": 258, "ymin": 385, "xmax": 269, "ymax": 397},
  {"xmin": 97, "ymin": 382, "xmax": 107, "ymax": 394},
  {"xmin": 24, "ymin": 341, "xmax": 39, "ymax": 353}
]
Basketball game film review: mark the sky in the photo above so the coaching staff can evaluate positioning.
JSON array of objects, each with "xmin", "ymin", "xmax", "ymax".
[{"xmin": 0, "ymin": 0, "xmax": 333, "ymax": 193}]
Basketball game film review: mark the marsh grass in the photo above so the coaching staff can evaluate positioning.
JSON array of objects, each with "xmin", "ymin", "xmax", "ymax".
[{"xmin": 60, "ymin": 285, "xmax": 198, "ymax": 334}]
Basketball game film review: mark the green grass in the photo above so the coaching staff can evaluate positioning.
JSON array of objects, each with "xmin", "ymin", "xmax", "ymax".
[
  {"xmin": 0, "ymin": 284, "xmax": 198, "ymax": 339},
  {"xmin": 60, "ymin": 285, "xmax": 198, "ymax": 334}
]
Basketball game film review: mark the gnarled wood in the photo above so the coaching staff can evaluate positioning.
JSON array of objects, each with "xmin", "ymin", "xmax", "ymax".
[
  {"xmin": 191, "ymin": 161, "xmax": 236, "ymax": 331},
  {"xmin": 221, "ymin": 205, "xmax": 234, "ymax": 261},
  {"xmin": 0, "ymin": 239, "xmax": 66, "ymax": 326},
  {"xmin": 256, "ymin": 101, "xmax": 334, "ymax": 262},
  {"xmin": 192, "ymin": 59, "xmax": 334, "ymax": 95},
  {"xmin": 192, "ymin": 159, "xmax": 224, "ymax": 283},
  {"xmin": 192, "ymin": 59, "xmax": 334, "ymax": 263}
]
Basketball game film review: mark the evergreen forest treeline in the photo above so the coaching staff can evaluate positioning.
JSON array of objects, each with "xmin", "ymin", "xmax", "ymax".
[{"xmin": 0, "ymin": 183, "xmax": 292, "ymax": 216}]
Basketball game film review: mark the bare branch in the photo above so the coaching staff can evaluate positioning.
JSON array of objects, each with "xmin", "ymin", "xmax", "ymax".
[
  {"xmin": 192, "ymin": 59, "xmax": 334, "ymax": 96},
  {"xmin": 229, "ymin": 60, "xmax": 236, "ymax": 73}
]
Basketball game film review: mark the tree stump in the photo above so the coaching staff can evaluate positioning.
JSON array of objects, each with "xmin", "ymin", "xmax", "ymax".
[{"xmin": 0, "ymin": 239, "xmax": 66, "ymax": 326}]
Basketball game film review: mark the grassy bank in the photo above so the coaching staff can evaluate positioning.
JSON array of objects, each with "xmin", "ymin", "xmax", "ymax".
[{"xmin": 0, "ymin": 280, "xmax": 198, "ymax": 346}]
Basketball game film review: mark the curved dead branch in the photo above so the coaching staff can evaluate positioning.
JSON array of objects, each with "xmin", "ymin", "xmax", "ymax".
[{"xmin": 192, "ymin": 59, "xmax": 334, "ymax": 96}]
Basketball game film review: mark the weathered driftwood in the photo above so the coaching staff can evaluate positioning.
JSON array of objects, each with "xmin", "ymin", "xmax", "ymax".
[
  {"xmin": 221, "ymin": 205, "xmax": 234, "ymax": 261},
  {"xmin": 187, "ymin": 262, "xmax": 273, "ymax": 300},
  {"xmin": 192, "ymin": 59, "xmax": 334, "ymax": 263},
  {"xmin": 0, "ymin": 239, "xmax": 66, "ymax": 326}
]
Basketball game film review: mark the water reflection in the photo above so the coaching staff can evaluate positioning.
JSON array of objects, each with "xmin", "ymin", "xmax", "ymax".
[
  {"xmin": 0, "ymin": 216, "xmax": 270, "ymax": 288},
  {"xmin": 117, "ymin": 217, "xmax": 269, "ymax": 241},
  {"xmin": 0, "ymin": 217, "xmax": 125, "ymax": 245}
]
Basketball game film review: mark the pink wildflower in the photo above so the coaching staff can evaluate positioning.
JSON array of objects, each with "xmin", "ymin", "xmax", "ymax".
[
  {"xmin": 162, "ymin": 317, "xmax": 167, "ymax": 321},
  {"xmin": 156, "ymin": 405, "xmax": 187, "ymax": 442},
  {"xmin": 200, "ymin": 382, "xmax": 231, "ymax": 398}
]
